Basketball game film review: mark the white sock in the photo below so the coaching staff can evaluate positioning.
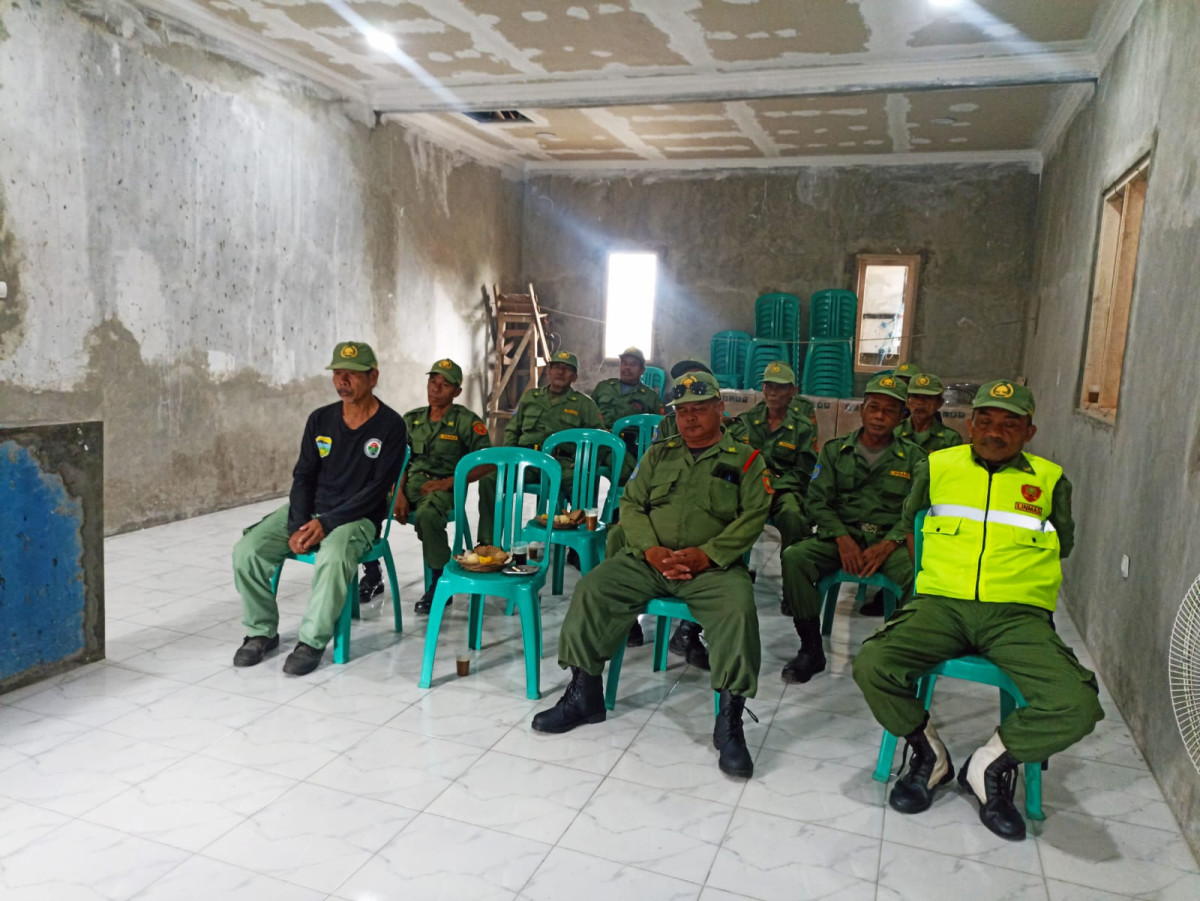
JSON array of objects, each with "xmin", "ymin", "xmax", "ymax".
[{"xmin": 965, "ymin": 730, "xmax": 1008, "ymax": 802}]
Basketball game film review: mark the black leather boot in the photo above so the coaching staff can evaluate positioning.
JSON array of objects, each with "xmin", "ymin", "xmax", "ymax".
[
  {"xmin": 414, "ymin": 569, "xmax": 444, "ymax": 614},
  {"xmin": 781, "ymin": 618, "xmax": 826, "ymax": 683},
  {"xmin": 627, "ymin": 620, "xmax": 644, "ymax": 647},
  {"xmin": 713, "ymin": 690, "xmax": 755, "ymax": 778},
  {"xmin": 531, "ymin": 667, "xmax": 606, "ymax": 734},
  {"xmin": 889, "ymin": 716, "xmax": 954, "ymax": 814},
  {"xmin": 668, "ymin": 620, "xmax": 695, "ymax": 656},
  {"xmin": 959, "ymin": 731, "xmax": 1027, "ymax": 840}
]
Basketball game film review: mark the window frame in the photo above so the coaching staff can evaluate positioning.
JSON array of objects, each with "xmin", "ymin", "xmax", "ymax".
[
  {"xmin": 852, "ymin": 253, "xmax": 921, "ymax": 373},
  {"xmin": 603, "ymin": 250, "xmax": 658, "ymax": 362},
  {"xmin": 1078, "ymin": 155, "xmax": 1150, "ymax": 424}
]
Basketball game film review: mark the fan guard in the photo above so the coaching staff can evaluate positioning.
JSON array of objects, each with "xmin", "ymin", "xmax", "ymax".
[{"xmin": 1168, "ymin": 571, "xmax": 1200, "ymax": 774}]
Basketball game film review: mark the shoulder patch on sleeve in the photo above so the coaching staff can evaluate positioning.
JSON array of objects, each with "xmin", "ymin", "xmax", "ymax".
[
  {"xmin": 473, "ymin": 421, "xmax": 487, "ymax": 436},
  {"xmin": 742, "ymin": 449, "xmax": 761, "ymax": 473},
  {"xmin": 811, "ymin": 463, "xmax": 823, "ymax": 480},
  {"xmin": 763, "ymin": 473, "xmax": 774, "ymax": 495}
]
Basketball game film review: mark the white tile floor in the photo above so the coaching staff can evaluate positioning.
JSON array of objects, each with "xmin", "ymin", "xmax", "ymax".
[{"xmin": 2, "ymin": 497, "xmax": 1198, "ymax": 901}]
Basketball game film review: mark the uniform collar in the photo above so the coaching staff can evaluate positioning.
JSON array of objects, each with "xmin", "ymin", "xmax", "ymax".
[
  {"xmin": 970, "ymin": 448, "xmax": 1038, "ymax": 475},
  {"xmin": 842, "ymin": 428, "xmax": 907, "ymax": 460}
]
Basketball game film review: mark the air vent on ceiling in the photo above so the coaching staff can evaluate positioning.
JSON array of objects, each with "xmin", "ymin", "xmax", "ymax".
[{"xmin": 462, "ymin": 110, "xmax": 532, "ymax": 125}]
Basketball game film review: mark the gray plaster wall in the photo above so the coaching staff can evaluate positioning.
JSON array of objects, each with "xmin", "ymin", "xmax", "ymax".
[
  {"xmin": 1021, "ymin": 0, "xmax": 1200, "ymax": 856},
  {"xmin": 0, "ymin": 1, "xmax": 520, "ymax": 532},
  {"xmin": 521, "ymin": 166, "xmax": 1037, "ymax": 392}
]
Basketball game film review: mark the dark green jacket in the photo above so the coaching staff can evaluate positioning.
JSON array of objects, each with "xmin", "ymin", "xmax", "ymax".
[
  {"xmin": 895, "ymin": 420, "xmax": 964, "ymax": 454},
  {"xmin": 728, "ymin": 400, "xmax": 819, "ymax": 494},
  {"xmin": 404, "ymin": 403, "xmax": 491, "ymax": 480},
  {"xmin": 503, "ymin": 386, "xmax": 604, "ymax": 451}
]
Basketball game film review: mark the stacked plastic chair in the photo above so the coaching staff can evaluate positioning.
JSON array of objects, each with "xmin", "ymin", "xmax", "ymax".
[
  {"xmin": 709, "ymin": 330, "xmax": 751, "ymax": 389},
  {"xmin": 743, "ymin": 339, "xmax": 789, "ymax": 390},
  {"xmin": 754, "ymin": 292, "xmax": 802, "ymax": 372},
  {"xmin": 641, "ymin": 365, "xmax": 666, "ymax": 397},
  {"xmin": 802, "ymin": 289, "xmax": 857, "ymax": 397}
]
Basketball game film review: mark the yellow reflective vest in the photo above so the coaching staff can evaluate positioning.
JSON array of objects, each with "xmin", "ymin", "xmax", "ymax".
[{"xmin": 917, "ymin": 445, "xmax": 1063, "ymax": 610}]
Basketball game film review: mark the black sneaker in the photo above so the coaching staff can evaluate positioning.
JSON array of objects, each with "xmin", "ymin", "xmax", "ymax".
[
  {"xmin": 282, "ymin": 641, "xmax": 324, "ymax": 676},
  {"xmin": 233, "ymin": 634, "xmax": 279, "ymax": 667},
  {"xmin": 358, "ymin": 567, "xmax": 384, "ymax": 604}
]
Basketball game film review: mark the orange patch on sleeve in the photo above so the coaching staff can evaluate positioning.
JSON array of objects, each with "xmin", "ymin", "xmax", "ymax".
[{"xmin": 473, "ymin": 422, "xmax": 487, "ymax": 436}]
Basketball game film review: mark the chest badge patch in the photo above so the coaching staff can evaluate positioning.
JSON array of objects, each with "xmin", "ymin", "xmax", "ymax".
[
  {"xmin": 889, "ymin": 470, "xmax": 911, "ymax": 479},
  {"xmin": 364, "ymin": 438, "xmax": 382, "ymax": 459},
  {"xmin": 438, "ymin": 433, "xmax": 458, "ymax": 441},
  {"xmin": 778, "ymin": 440, "xmax": 796, "ymax": 450},
  {"xmin": 316, "ymin": 436, "xmax": 332, "ymax": 458},
  {"xmin": 1021, "ymin": 484, "xmax": 1042, "ymax": 502},
  {"xmin": 473, "ymin": 421, "xmax": 487, "ymax": 436}
]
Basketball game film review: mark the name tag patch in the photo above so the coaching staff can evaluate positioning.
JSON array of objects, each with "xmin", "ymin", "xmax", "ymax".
[
  {"xmin": 564, "ymin": 409, "xmax": 579, "ymax": 416},
  {"xmin": 889, "ymin": 470, "xmax": 911, "ymax": 479},
  {"xmin": 438, "ymin": 433, "xmax": 458, "ymax": 441},
  {"xmin": 1015, "ymin": 502, "xmax": 1043, "ymax": 515},
  {"xmin": 778, "ymin": 441, "xmax": 796, "ymax": 450}
]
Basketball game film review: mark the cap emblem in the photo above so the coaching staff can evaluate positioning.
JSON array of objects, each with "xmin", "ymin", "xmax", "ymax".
[
  {"xmin": 340, "ymin": 345, "xmax": 358, "ymax": 359},
  {"xmin": 439, "ymin": 359, "xmax": 451, "ymax": 369},
  {"xmin": 991, "ymin": 382, "xmax": 1015, "ymax": 398},
  {"xmin": 915, "ymin": 375, "xmax": 931, "ymax": 387},
  {"xmin": 880, "ymin": 376, "xmax": 896, "ymax": 388}
]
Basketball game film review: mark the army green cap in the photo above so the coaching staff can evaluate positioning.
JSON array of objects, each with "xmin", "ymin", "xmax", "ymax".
[
  {"xmin": 906, "ymin": 372, "xmax": 945, "ymax": 396},
  {"xmin": 618, "ymin": 346, "xmax": 646, "ymax": 366},
  {"xmin": 973, "ymin": 379, "xmax": 1036, "ymax": 418},
  {"xmin": 669, "ymin": 370, "xmax": 722, "ymax": 405},
  {"xmin": 327, "ymin": 341, "xmax": 378, "ymax": 371},
  {"xmin": 549, "ymin": 350, "xmax": 578, "ymax": 371},
  {"xmin": 427, "ymin": 358, "xmax": 463, "ymax": 386},
  {"xmin": 669, "ymin": 359, "xmax": 712, "ymax": 378},
  {"xmin": 894, "ymin": 361, "xmax": 921, "ymax": 380},
  {"xmin": 864, "ymin": 372, "xmax": 909, "ymax": 402},
  {"xmin": 760, "ymin": 360, "xmax": 797, "ymax": 386}
]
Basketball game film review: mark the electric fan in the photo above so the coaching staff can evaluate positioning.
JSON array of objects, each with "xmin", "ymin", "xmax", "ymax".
[{"xmin": 1168, "ymin": 571, "xmax": 1200, "ymax": 773}]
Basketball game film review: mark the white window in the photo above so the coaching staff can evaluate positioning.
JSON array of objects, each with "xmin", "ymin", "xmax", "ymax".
[
  {"xmin": 604, "ymin": 252, "xmax": 656, "ymax": 359},
  {"xmin": 854, "ymin": 254, "xmax": 921, "ymax": 372}
]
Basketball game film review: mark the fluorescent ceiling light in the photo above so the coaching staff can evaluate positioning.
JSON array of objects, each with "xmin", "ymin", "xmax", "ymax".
[{"xmin": 366, "ymin": 29, "xmax": 396, "ymax": 53}]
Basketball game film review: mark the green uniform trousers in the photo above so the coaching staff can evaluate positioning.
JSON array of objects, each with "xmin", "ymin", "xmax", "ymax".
[
  {"xmin": 233, "ymin": 505, "xmax": 375, "ymax": 650},
  {"xmin": 557, "ymin": 553, "xmax": 761, "ymax": 697},
  {"xmin": 852, "ymin": 594, "xmax": 1103, "ymax": 762},
  {"xmin": 472, "ymin": 471, "xmax": 498, "ymax": 547},
  {"xmin": 781, "ymin": 536, "xmax": 913, "ymax": 620},
  {"xmin": 770, "ymin": 491, "xmax": 810, "ymax": 552},
  {"xmin": 404, "ymin": 476, "xmax": 457, "ymax": 570}
]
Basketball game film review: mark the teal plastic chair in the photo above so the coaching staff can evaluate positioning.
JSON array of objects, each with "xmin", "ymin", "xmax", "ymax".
[
  {"xmin": 743, "ymin": 340, "xmax": 789, "ymax": 391},
  {"xmin": 609, "ymin": 413, "xmax": 663, "ymax": 509},
  {"xmin": 754, "ymin": 292, "xmax": 802, "ymax": 371},
  {"xmin": 417, "ymin": 447, "xmax": 560, "ymax": 699},
  {"xmin": 818, "ymin": 569, "xmax": 905, "ymax": 637},
  {"xmin": 604, "ymin": 598, "xmax": 719, "ymax": 716},
  {"xmin": 536, "ymin": 429, "xmax": 626, "ymax": 595},
  {"xmin": 269, "ymin": 446, "xmax": 411, "ymax": 665},
  {"xmin": 870, "ymin": 510, "xmax": 1045, "ymax": 819},
  {"xmin": 801, "ymin": 338, "xmax": 853, "ymax": 397},
  {"xmin": 641, "ymin": 366, "xmax": 666, "ymax": 397},
  {"xmin": 710, "ymin": 330, "xmax": 752, "ymax": 389}
]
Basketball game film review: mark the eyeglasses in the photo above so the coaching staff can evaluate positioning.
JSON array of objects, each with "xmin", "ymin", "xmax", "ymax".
[{"xmin": 670, "ymin": 381, "xmax": 713, "ymax": 400}]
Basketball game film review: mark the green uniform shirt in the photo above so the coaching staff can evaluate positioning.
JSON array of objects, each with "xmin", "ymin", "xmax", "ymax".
[
  {"xmin": 404, "ymin": 403, "xmax": 491, "ymax": 478},
  {"xmin": 728, "ymin": 399, "xmax": 819, "ymax": 494},
  {"xmin": 807, "ymin": 429, "xmax": 926, "ymax": 544},
  {"xmin": 592, "ymin": 378, "xmax": 662, "ymax": 426},
  {"xmin": 898, "ymin": 451, "xmax": 1075, "ymax": 557},
  {"xmin": 503, "ymin": 386, "xmax": 604, "ymax": 450},
  {"xmin": 894, "ymin": 420, "xmax": 964, "ymax": 453},
  {"xmin": 619, "ymin": 429, "xmax": 771, "ymax": 568}
]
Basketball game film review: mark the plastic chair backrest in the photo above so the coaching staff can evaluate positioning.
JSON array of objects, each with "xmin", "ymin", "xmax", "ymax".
[
  {"xmin": 710, "ymin": 330, "xmax": 752, "ymax": 385},
  {"xmin": 641, "ymin": 366, "xmax": 666, "ymax": 395},
  {"xmin": 913, "ymin": 508, "xmax": 927, "ymax": 575},
  {"xmin": 378, "ymin": 446, "xmax": 412, "ymax": 542},
  {"xmin": 611, "ymin": 413, "xmax": 664, "ymax": 460},
  {"xmin": 451, "ymin": 448, "xmax": 559, "ymax": 566},
  {"xmin": 754, "ymin": 293, "xmax": 801, "ymax": 350},
  {"xmin": 542, "ymin": 428, "xmax": 627, "ymax": 523},
  {"xmin": 809, "ymin": 289, "xmax": 858, "ymax": 339}
]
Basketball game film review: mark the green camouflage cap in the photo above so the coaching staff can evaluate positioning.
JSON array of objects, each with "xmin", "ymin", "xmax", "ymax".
[
  {"xmin": 760, "ymin": 360, "xmax": 797, "ymax": 385},
  {"xmin": 906, "ymin": 372, "xmax": 945, "ymax": 396},
  {"xmin": 618, "ymin": 346, "xmax": 646, "ymax": 366},
  {"xmin": 669, "ymin": 371, "xmax": 722, "ymax": 405},
  {"xmin": 864, "ymin": 372, "xmax": 909, "ymax": 402},
  {"xmin": 549, "ymin": 350, "xmax": 578, "ymax": 371},
  {"xmin": 327, "ymin": 341, "xmax": 378, "ymax": 371},
  {"xmin": 427, "ymin": 358, "xmax": 463, "ymax": 386},
  {"xmin": 973, "ymin": 379, "xmax": 1035, "ymax": 418},
  {"xmin": 894, "ymin": 361, "xmax": 921, "ymax": 380}
]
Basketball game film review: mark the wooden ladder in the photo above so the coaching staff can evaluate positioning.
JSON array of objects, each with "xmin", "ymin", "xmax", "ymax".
[{"xmin": 487, "ymin": 283, "xmax": 551, "ymax": 441}]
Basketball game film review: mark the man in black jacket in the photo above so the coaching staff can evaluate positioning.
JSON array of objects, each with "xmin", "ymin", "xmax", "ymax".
[{"xmin": 231, "ymin": 341, "xmax": 408, "ymax": 675}]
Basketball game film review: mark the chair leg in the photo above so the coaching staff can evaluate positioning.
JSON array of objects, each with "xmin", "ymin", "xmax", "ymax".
[
  {"xmin": 820, "ymin": 581, "xmax": 840, "ymax": 637},
  {"xmin": 1024, "ymin": 763, "xmax": 1045, "ymax": 820},
  {"xmin": 515, "ymin": 591, "xmax": 542, "ymax": 700},
  {"xmin": 712, "ymin": 691, "xmax": 720, "ymax": 718},
  {"xmin": 605, "ymin": 641, "xmax": 627, "ymax": 711},
  {"xmin": 551, "ymin": 543, "xmax": 565, "ymax": 595},
  {"xmin": 270, "ymin": 563, "xmax": 284, "ymax": 597},
  {"xmin": 382, "ymin": 551, "xmax": 402, "ymax": 633},
  {"xmin": 468, "ymin": 594, "xmax": 485, "ymax": 651},
  {"xmin": 653, "ymin": 616, "xmax": 671, "ymax": 672},
  {"xmin": 333, "ymin": 579, "xmax": 355, "ymax": 665},
  {"xmin": 351, "ymin": 581, "xmax": 361, "ymax": 620},
  {"xmin": 874, "ymin": 730, "xmax": 899, "ymax": 782},
  {"xmin": 418, "ymin": 583, "xmax": 454, "ymax": 689}
]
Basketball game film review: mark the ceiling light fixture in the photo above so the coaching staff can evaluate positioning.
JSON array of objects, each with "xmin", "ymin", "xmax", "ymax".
[{"xmin": 366, "ymin": 29, "xmax": 397, "ymax": 53}]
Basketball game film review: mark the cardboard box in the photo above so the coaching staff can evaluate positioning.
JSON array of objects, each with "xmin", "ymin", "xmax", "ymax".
[
  {"xmin": 939, "ymin": 404, "xmax": 972, "ymax": 441},
  {"xmin": 800, "ymin": 395, "xmax": 840, "ymax": 447},
  {"xmin": 719, "ymin": 388, "xmax": 762, "ymax": 418},
  {"xmin": 836, "ymin": 398, "xmax": 864, "ymax": 437}
]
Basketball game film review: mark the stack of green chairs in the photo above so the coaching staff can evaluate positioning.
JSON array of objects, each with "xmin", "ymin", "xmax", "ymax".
[
  {"xmin": 709, "ymin": 330, "xmax": 752, "ymax": 389},
  {"xmin": 754, "ymin": 292, "xmax": 802, "ymax": 372},
  {"xmin": 809, "ymin": 289, "xmax": 858, "ymax": 340},
  {"xmin": 802, "ymin": 338, "xmax": 853, "ymax": 397},
  {"xmin": 743, "ymin": 339, "xmax": 789, "ymax": 390}
]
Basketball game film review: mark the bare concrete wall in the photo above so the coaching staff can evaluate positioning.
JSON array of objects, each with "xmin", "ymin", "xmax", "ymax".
[
  {"xmin": 521, "ymin": 165, "xmax": 1037, "ymax": 392},
  {"xmin": 1022, "ymin": 0, "xmax": 1200, "ymax": 857},
  {"xmin": 0, "ymin": 1, "xmax": 521, "ymax": 532}
]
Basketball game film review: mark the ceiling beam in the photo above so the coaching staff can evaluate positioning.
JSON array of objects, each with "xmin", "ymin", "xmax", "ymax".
[{"xmin": 370, "ymin": 52, "xmax": 1100, "ymax": 113}]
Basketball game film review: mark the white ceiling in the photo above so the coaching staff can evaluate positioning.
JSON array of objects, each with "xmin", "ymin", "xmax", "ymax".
[{"xmin": 139, "ymin": 0, "xmax": 1143, "ymax": 173}]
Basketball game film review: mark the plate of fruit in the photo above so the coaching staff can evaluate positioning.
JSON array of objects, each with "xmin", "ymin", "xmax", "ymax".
[
  {"xmin": 454, "ymin": 545, "xmax": 512, "ymax": 572},
  {"xmin": 536, "ymin": 510, "xmax": 586, "ymax": 530}
]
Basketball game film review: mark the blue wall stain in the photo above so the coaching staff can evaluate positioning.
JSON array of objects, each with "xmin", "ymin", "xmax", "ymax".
[{"xmin": 0, "ymin": 441, "xmax": 87, "ymax": 681}]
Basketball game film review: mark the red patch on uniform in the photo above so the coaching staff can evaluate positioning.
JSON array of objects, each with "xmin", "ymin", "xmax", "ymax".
[
  {"xmin": 473, "ymin": 422, "xmax": 487, "ymax": 436},
  {"xmin": 742, "ymin": 449, "xmax": 762, "ymax": 473},
  {"xmin": 1021, "ymin": 484, "xmax": 1042, "ymax": 502},
  {"xmin": 763, "ymin": 474, "xmax": 774, "ymax": 495}
]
